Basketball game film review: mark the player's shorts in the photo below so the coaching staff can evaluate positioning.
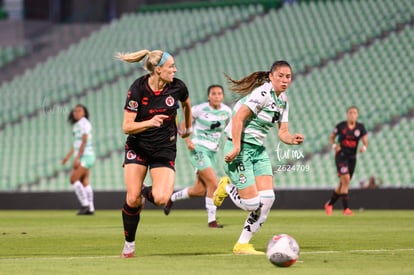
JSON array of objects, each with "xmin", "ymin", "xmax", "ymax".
[
  {"xmin": 223, "ymin": 139, "xmax": 273, "ymax": 190},
  {"xmin": 80, "ymin": 154, "xmax": 96, "ymax": 169},
  {"xmin": 335, "ymin": 151, "xmax": 357, "ymax": 178},
  {"xmin": 188, "ymin": 145, "xmax": 218, "ymax": 172},
  {"xmin": 123, "ymin": 137, "xmax": 176, "ymax": 171}
]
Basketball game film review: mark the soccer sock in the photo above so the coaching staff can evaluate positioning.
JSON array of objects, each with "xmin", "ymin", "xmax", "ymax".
[
  {"xmin": 84, "ymin": 185, "xmax": 95, "ymax": 212},
  {"xmin": 328, "ymin": 191, "xmax": 340, "ymax": 205},
  {"xmin": 237, "ymin": 204, "xmax": 262, "ymax": 244},
  {"xmin": 252, "ymin": 190, "xmax": 275, "ymax": 231},
  {"xmin": 205, "ymin": 197, "xmax": 217, "ymax": 223},
  {"xmin": 122, "ymin": 202, "xmax": 142, "ymax": 242},
  {"xmin": 73, "ymin": 181, "xmax": 88, "ymax": 207},
  {"xmin": 226, "ymin": 184, "xmax": 245, "ymax": 210},
  {"xmin": 142, "ymin": 186, "xmax": 155, "ymax": 205},
  {"xmin": 171, "ymin": 187, "xmax": 190, "ymax": 202},
  {"xmin": 341, "ymin": 194, "xmax": 350, "ymax": 209}
]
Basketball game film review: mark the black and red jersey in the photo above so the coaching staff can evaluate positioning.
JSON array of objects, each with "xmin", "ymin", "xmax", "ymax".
[
  {"xmin": 333, "ymin": 121, "xmax": 367, "ymax": 156},
  {"xmin": 124, "ymin": 74, "xmax": 189, "ymax": 147}
]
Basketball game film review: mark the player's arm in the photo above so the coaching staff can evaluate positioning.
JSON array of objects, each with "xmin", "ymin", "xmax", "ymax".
[
  {"xmin": 76, "ymin": 134, "xmax": 88, "ymax": 160},
  {"xmin": 329, "ymin": 131, "xmax": 338, "ymax": 151},
  {"xmin": 180, "ymin": 97, "xmax": 192, "ymax": 138},
  {"xmin": 122, "ymin": 111, "xmax": 168, "ymax": 135},
  {"xmin": 359, "ymin": 134, "xmax": 368, "ymax": 153},
  {"xmin": 278, "ymin": 122, "xmax": 304, "ymax": 145},
  {"xmin": 224, "ymin": 104, "xmax": 251, "ymax": 162},
  {"xmin": 62, "ymin": 147, "xmax": 74, "ymax": 164}
]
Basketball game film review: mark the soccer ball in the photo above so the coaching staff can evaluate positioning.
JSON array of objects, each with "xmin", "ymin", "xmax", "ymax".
[{"xmin": 266, "ymin": 234, "xmax": 300, "ymax": 267}]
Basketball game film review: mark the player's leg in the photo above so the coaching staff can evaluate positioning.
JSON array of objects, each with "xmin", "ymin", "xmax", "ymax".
[
  {"xmin": 340, "ymin": 158, "xmax": 356, "ymax": 215},
  {"xmin": 80, "ymin": 155, "xmax": 96, "ymax": 213},
  {"xmin": 70, "ymin": 164, "xmax": 90, "ymax": 214},
  {"xmin": 145, "ymin": 166, "xmax": 175, "ymax": 206},
  {"xmin": 197, "ymin": 167, "xmax": 222, "ymax": 227},
  {"xmin": 121, "ymin": 163, "xmax": 147, "ymax": 258},
  {"xmin": 325, "ymin": 154, "xmax": 344, "ymax": 215},
  {"xmin": 164, "ymin": 175, "xmax": 205, "ymax": 215}
]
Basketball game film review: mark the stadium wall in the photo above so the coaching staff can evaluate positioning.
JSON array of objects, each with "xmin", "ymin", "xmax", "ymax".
[{"xmin": 0, "ymin": 189, "xmax": 413, "ymax": 210}]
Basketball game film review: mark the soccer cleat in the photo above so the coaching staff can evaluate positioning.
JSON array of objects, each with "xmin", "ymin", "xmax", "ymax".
[
  {"xmin": 233, "ymin": 242, "xmax": 264, "ymax": 255},
  {"xmin": 208, "ymin": 220, "xmax": 223, "ymax": 228},
  {"xmin": 324, "ymin": 202, "xmax": 333, "ymax": 216},
  {"xmin": 343, "ymin": 208, "xmax": 354, "ymax": 216},
  {"xmin": 213, "ymin": 176, "xmax": 230, "ymax": 207},
  {"xmin": 121, "ymin": 242, "xmax": 135, "ymax": 258},
  {"xmin": 77, "ymin": 206, "xmax": 94, "ymax": 215},
  {"xmin": 163, "ymin": 199, "xmax": 174, "ymax": 216}
]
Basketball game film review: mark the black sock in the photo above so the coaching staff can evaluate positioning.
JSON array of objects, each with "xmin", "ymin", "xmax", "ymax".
[
  {"xmin": 341, "ymin": 194, "xmax": 350, "ymax": 209},
  {"xmin": 142, "ymin": 186, "xmax": 155, "ymax": 205},
  {"xmin": 328, "ymin": 191, "xmax": 340, "ymax": 205},
  {"xmin": 122, "ymin": 202, "xmax": 141, "ymax": 242}
]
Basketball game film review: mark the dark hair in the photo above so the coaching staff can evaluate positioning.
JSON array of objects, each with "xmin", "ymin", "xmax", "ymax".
[
  {"xmin": 67, "ymin": 104, "xmax": 89, "ymax": 125},
  {"xmin": 224, "ymin": 60, "xmax": 292, "ymax": 95},
  {"xmin": 207, "ymin": 84, "xmax": 224, "ymax": 96},
  {"xmin": 347, "ymin": 106, "xmax": 359, "ymax": 112}
]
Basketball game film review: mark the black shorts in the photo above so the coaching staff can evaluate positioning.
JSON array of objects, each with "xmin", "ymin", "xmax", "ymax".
[
  {"xmin": 123, "ymin": 137, "xmax": 176, "ymax": 171},
  {"xmin": 335, "ymin": 151, "xmax": 356, "ymax": 178}
]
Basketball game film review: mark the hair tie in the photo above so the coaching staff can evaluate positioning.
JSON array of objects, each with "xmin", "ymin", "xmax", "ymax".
[{"xmin": 157, "ymin": 52, "xmax": 172, "ymax": 66}]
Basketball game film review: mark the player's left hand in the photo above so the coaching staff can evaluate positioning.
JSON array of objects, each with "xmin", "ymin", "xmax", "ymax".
[{"xmin": 292, "ymin": 134, "xmax": 304, "ymax": 145}]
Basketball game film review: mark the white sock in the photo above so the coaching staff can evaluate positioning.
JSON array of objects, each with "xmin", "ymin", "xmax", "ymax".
[
  {"xmin": 73, "ymin": 181, "xmax": 88, "ymax": 207},
  {"xmin": 226, "ymin": 183, "xmax": 245, "ymax": 210},
  {"xmin": 171, "ymin": 187, "xmax": 190, "ymax": 202},
  {"xmin": 205, "ymin": 197, "xmax": 217, "ymax": 223},
  {"xmin": 237, "ymin": 190, "xmax": 275, "ymax": 244},
  {"xmin": 252, "ymin": 190, "xmax": 275, "ymax": 231},
  {"xmin": 85, "ymin": 185, "xmax": 95, "ymax": 212}
]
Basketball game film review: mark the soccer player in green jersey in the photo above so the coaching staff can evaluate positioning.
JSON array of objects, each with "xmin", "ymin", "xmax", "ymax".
[
  {"xmin": 62, "ymin": 104, "xmax": 96, "ymax": 215},
  {"xmin": 164, "ymin": 85, "xmax": 232, "ymax": 228},
  {"xmin": 214, "ymin": 61, "xmax": 304, "ymax": 255}
]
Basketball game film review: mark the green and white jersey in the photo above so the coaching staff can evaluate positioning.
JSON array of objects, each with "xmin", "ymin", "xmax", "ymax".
[
  {"xmin": 224, "ymin": 82, "xmax": 289, "ymax": 146},
  {"xmin": 73, "ymin": 117, "xmax": 95, "ymax": 157},
  {"xmin": 191, "ymin": 102, "xmax": 233, "ymax": 151}
]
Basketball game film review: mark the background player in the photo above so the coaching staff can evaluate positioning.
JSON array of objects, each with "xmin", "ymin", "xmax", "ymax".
[
  {"xmin": 164, "ymin": 84, "xmax": 232, "ymax": 228},
  {"xmin": 324, "ymin": 106, "xmax": 368, "ymax": 216},
  {"xmin": 62, "ymin": 104, "xmax": 96, "ymax": 215}
]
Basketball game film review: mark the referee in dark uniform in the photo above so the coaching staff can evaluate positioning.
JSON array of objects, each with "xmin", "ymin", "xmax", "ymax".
[
  {"xmin": 116, "ymin": 49, "xmax": 192, "ymax": 258},
  {"xmin": 324, "ymin": 106, "xmax": 368, "ymax": 216}
]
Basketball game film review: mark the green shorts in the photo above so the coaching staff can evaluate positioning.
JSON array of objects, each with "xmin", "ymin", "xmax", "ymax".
[
  {"xmin": 80, "ymin": 154, "xmax": 96, "ymax": 169},
  {"xmin": 223, "ymin": 140, "xmax": 272, "ymax": 190},
  {"xmin": 189, "ymin": 145, "xmax": 218, "ymax": 172}
]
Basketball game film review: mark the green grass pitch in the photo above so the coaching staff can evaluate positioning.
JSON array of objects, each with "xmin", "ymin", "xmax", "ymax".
[{"xmin": 1, "ymin": 209, "xmax": 413, "ymax": 274}]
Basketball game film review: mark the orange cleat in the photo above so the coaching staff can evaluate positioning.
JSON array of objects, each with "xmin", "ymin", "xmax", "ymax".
[
  {"xmin": 324, "ymin": 202, "xmax": 333, "ymax": 216},
  {"xmin": 343, "ymin": 208, "xmax": 354, "ymax": 216}
]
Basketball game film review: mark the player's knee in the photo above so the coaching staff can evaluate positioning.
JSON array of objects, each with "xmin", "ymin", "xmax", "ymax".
[
  {"xmin": 240, "ymin": 195, "xmax": 261, "ymax": 211},
  {"xmin": 126, "ymin": 193, "xmax": 144, "ymax": 208}
]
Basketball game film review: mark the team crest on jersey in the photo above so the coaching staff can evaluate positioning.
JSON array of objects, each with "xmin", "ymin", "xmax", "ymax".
[
  {"xmin": 165, "ymin": 96, "xmax": 175, "ymax": 107},
  {"xmin": 354, "ymin": 129, "xmax": 360, "ymax": 137},
  {"xmin": 126, "ymin": 150, "xmax": 137, "ymax": 160},
  {"xmin": 239, "ymin": 174, "xmax": 247, "ymax": 184},
  {"xmin": 128, "ymin": 100, "xmax": 138, "ymax": 111}
]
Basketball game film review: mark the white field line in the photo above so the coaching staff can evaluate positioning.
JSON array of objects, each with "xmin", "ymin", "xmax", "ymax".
[{"xmin": 1, "ymin": 248, "xmax": 414, "ymax": 261}]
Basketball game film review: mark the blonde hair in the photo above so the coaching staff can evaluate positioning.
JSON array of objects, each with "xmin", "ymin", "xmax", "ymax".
[
  {"xmin": 224, "ymin": 60, "xmax": 292, "ymax": 96},
  {"xmin": 115, "ymin": 49, "xmax": 164, "ymax": 73}
]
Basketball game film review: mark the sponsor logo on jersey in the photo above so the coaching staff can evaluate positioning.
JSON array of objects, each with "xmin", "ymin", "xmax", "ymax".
[{"xmin": 354, "ymin": 129, "xmax": 360, "ymax": 137}]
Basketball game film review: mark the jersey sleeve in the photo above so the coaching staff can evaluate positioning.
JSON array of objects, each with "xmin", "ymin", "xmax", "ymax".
[
  {"xmin": 177, "ymin": 79, "xmax": 189, "ymax": 102},
  {"xmin": 359, "ymin": 123, "xmax": 368, "ymax": 136},
  {"xmin": 243, "ymin": 88, "xmax": 268, "ymax": 115},
  {"xmin": 280, "ymin": 101, "xmax": 289, "ymax": 122},
  {"xmin": 124, "ymin": 83, "xmax": 140, "ymax": 113},
  {"xmin": 191, "ymin": 104, "xmax": 202, "ymax": 119}
]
